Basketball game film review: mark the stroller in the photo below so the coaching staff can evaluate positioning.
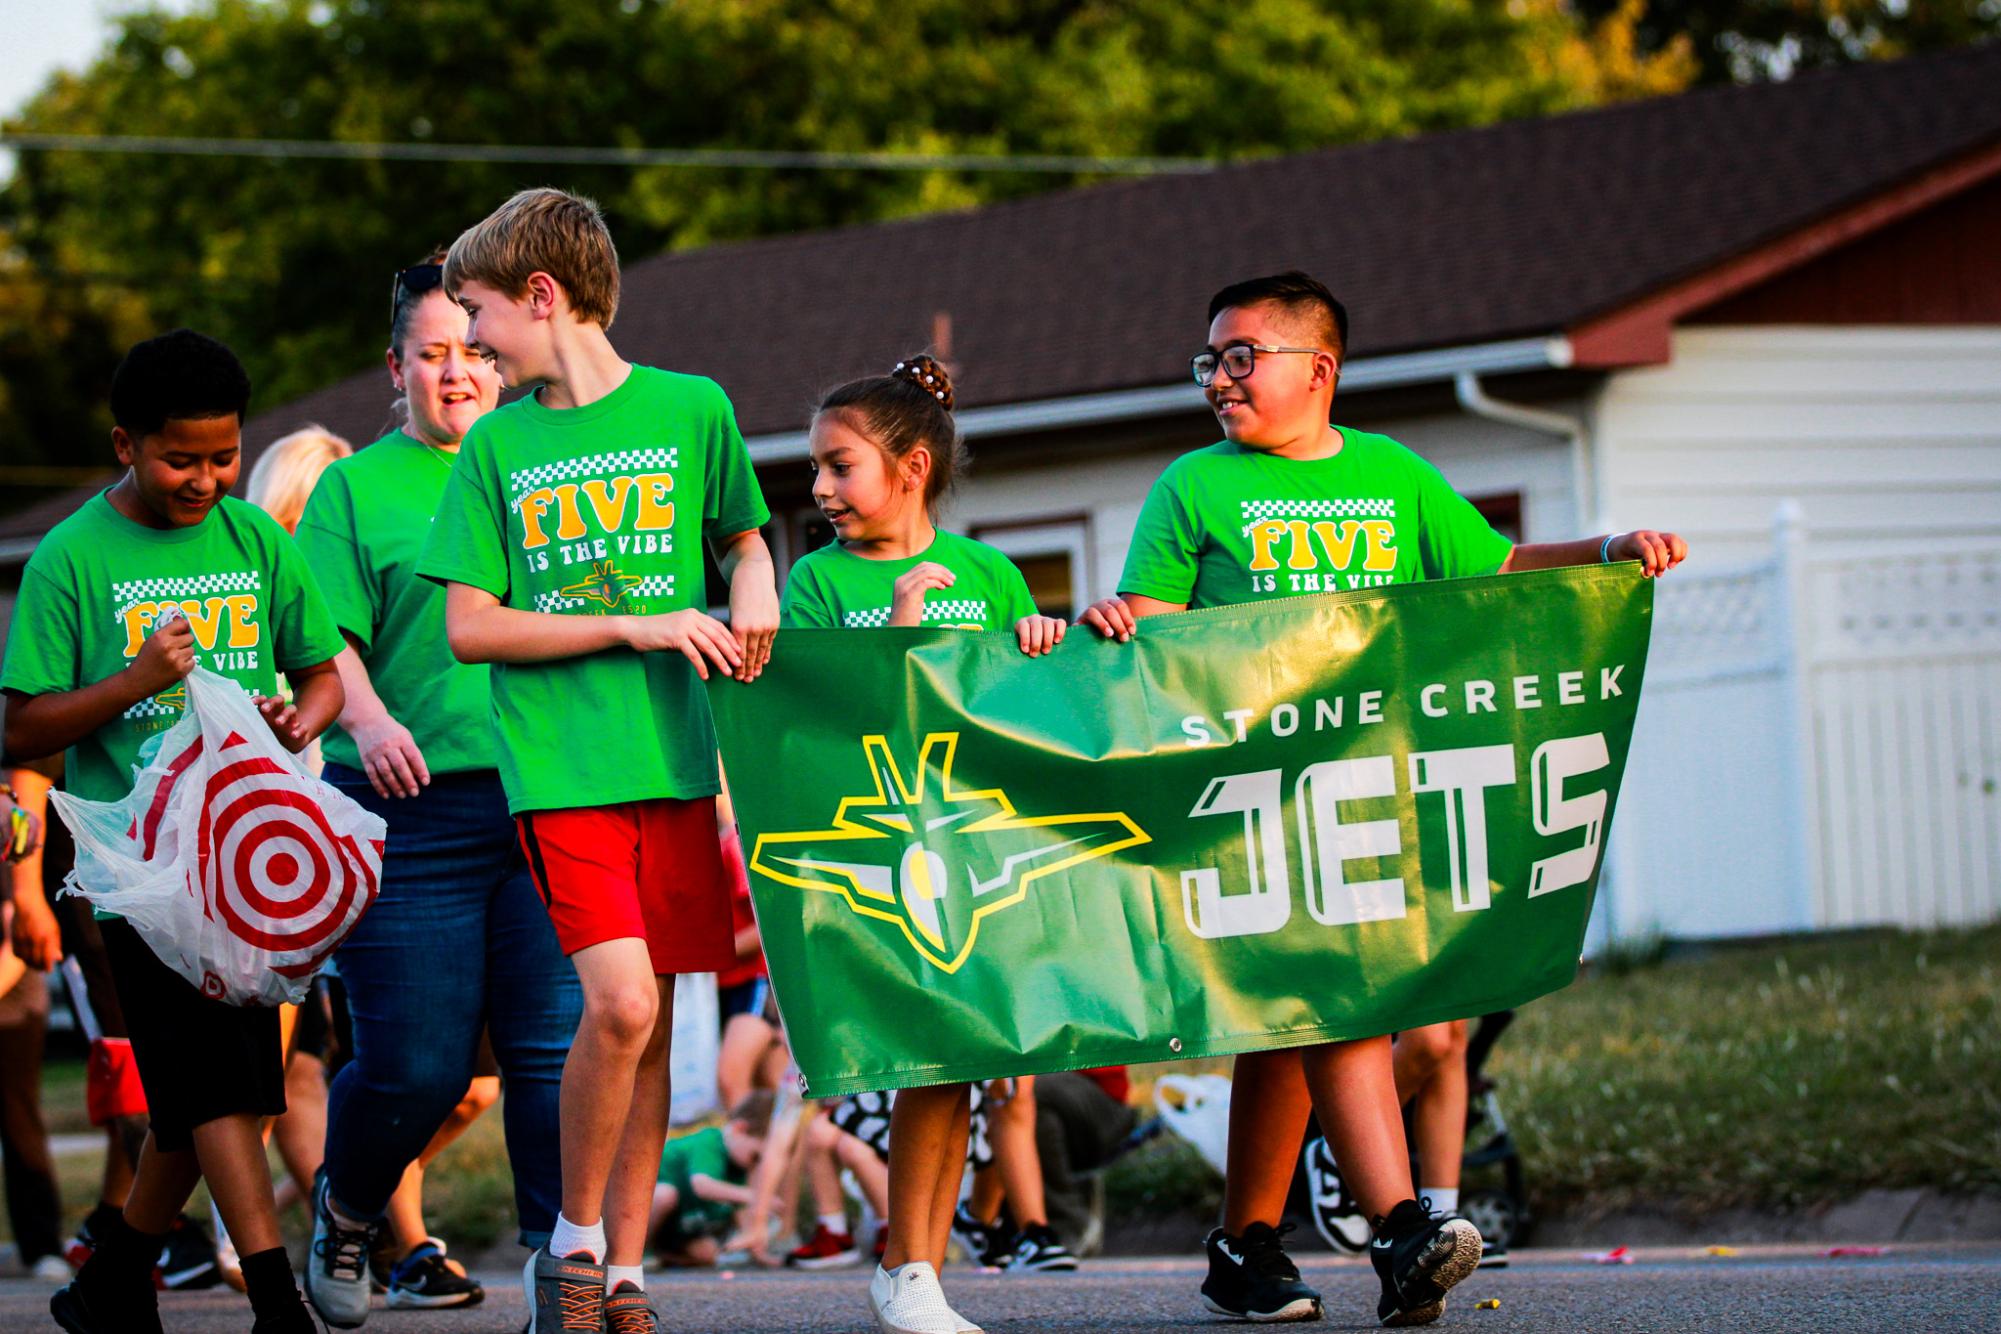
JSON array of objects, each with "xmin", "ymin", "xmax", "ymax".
[{"xmin": 1294, "ymin": 1010, "xmax": 1529, "ymax": 1252}]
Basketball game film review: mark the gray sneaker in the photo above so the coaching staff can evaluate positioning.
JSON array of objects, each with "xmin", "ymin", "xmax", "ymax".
[
  {"xmin": 602, "ymin": 1281, "xmax": 659, "ymax": 1333},
  {"xmin": 522, "ymin": 1246, "xmax": 605, "ymax": 1332},
  {"xmin": 304, "ymin": 1170, "xmax": 378, "ymax": 1329}
]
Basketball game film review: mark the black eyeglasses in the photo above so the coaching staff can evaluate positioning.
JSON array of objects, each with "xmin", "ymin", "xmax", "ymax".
[
  {"xmin": 389, "ymin": 264, "xmax": 444, "ymax": 322},
  {"xmin": 1190, "ymin": 342, "xmax": 1324, "ymax": 387}
]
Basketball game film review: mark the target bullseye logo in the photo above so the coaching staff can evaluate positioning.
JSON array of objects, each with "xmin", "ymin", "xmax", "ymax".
[
  {"xmin": 196, "ymin": 732, "xmax": 378, "ymax": 971},
  {"xmin": 136, "ymin": 726, "xmax": 382, "ymax": 988}
]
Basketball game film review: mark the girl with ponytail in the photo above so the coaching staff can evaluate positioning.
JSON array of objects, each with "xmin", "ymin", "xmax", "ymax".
[{"xmin": 779, "ymin": 356, "xmax": 1068, "ymax": 1334}]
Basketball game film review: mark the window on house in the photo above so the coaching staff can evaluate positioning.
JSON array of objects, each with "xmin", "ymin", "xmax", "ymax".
[
  {"xmin": 967, "ymin": 517, "xmax": 1092, "ymax": 622},
  {"xmin": 1470, "ymin": 491, "xmax": 1524, "ymax": 543}
]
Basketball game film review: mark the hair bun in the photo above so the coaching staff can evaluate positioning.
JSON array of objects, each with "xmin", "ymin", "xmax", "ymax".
[{"xmin": 891, "ymin": 354, "xmax": 955, "ymax": 412}]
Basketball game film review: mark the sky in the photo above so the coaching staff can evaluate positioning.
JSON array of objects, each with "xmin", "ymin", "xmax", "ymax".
[{"xmin": 0, "ymin": 0, "xmax": 199, "ymax": 175}]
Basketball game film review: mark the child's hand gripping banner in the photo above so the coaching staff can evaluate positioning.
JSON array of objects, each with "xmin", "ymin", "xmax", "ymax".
[
  {"xmin": 52, "ymin": 666, "xmax": 386, "ymax": 1006},
  {"xmin": 710, "ymin": 565, "xmax": 1653, "ymax": 1097}
]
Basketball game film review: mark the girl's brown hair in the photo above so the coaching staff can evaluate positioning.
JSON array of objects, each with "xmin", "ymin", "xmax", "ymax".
[{"xmin": 815, "ymin": 354, "xmax": 967, "ymax": 509}]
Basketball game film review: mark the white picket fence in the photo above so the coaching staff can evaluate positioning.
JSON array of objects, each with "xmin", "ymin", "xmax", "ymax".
[{"xmin": 1601, "ymin": 504, "xmax": 2001, "ymax": 941}]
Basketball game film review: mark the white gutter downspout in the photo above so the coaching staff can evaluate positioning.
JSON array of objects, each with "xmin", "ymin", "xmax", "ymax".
[
  {"xmin": 1452, "ymin": 365, "xmax": 1632, "ymax": 949},
  {"xmin": 1451, "ymin": 367, "xmax": 1595, "ymax": 539}
]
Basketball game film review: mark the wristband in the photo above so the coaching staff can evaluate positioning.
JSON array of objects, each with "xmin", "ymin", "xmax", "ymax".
[{"xmin": 1599, "ymin": 533, "xmax": 1619, "ymax": 564}]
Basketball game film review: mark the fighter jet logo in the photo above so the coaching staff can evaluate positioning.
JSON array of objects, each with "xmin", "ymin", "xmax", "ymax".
[
  {"xmin": 748, "ymin": 733, "xmax": 1149, "ymax": 973},
  {"xmin": 560, "ymin": 560, "xmax": 644, "ymax": 609}
]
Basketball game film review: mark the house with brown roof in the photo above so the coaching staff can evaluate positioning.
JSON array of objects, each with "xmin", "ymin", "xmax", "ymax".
[{"xmin": 6, "ymin": 43, "xmax": 1999, "ymax": 941}]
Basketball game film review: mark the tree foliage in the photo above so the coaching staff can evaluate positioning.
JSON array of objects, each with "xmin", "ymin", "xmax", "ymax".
[
  {"xmin": 1575, "ymin": 0, "xmax": 2001, "ymax": 83},
  {"xmin": 2, "ymin": 0, "xmax": 1698, "ymax": 492}
]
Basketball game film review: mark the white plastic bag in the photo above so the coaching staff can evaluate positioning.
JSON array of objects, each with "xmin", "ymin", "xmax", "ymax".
[
  {"xmin": 51, "ymin": 666, "xmax": 386, "ymax": 1007},
  {"xmin": 1153, "ymin": 1072, "xmax": 1234, "ymax": 1179}
]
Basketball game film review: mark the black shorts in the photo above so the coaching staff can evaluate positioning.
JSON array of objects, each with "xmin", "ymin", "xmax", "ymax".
[
  {"xmin": 288, "ymin": 980, "xmax": 332, "ymax": 1062},
  {"xmin": 100, "ymin": 919, "xmax": 286, "ymax": 1153},
  {"xmin": 717, "ymin": 977, "xmax": 769, "ymax": 1030}
]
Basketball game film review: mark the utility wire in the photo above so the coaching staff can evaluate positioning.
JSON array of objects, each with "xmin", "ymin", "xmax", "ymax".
[{"xmin": 1, "ymin": 132, "xmax": 1218, "ymax": 175}]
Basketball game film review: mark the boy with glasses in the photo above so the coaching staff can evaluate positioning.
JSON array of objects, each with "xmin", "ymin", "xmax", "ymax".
[{"xmin": 1082, "ymin": 271, "xmax": 1683, "ymax": 1325}]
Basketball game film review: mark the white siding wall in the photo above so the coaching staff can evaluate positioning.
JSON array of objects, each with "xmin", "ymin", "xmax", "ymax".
[
  {"xmin": 1593, "ymin": 327, "xmax": 2001, "ymax": 563},
  {"xmin": 949, "ymin": 409, "xmax": 1579, "ymax": 604},
  {"xmin": 1595, "ymin": 327, "xmax": 2001, "ymax": 937}
]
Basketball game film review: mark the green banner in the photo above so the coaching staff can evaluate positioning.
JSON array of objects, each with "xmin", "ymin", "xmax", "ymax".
[{"xmin": 710, "ymin": 565, "xmax": 1653, "ymax": 1097}]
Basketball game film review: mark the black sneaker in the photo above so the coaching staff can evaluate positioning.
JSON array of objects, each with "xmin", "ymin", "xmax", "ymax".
[
  {"xmin": 50, "ymin": 1271, "xmax": 164, "ymax": 1334},
  {"xmin": 250, "ymin": 1298, "xmax": 320, "ymax": 1334},
  {"xmin": 1199, "ymin": 1223, "xmax": 1322, "ymax": 1322},
  {"xmin": 1303, "ymin": 1137, "xmax": 1371, "ymax": 1253},
  {"xmin": 522, "ymin": 1245, "xmax": 605, "ymax": 1332},
  {"xmin": 1370, "ymin": 1202, "xmax": 1481, "ymax": 1327},
  {"xmin": 386, "ymin": 1239, "xmax": 485, "ymax": 1309},
  {"xmin": 1433, "ymin": 1210, "xmax": 1509, "ymax": 1270},
  {"xmin": 602, "ymin": 1280, "xmax": 660, "ymax": 1333},
  {"xmin": 1006, "ymin": 1223, "xmax": 1079, "ymax": 1273},
  {"xmin": 157, "ymin": 1212, "xmax": 221, "ymax": 1290},
  {"xmin": 367, "ymin": 1225, "xmax": 399, "ymax": 1293},
  {"xmin": 951, "ymin": 1205, "xmax": 1000, "ymax": 1267}
]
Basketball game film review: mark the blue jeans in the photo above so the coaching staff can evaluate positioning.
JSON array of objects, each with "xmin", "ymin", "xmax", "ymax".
[{"xmin": 321, "ymin": 765, "xmax": 582, "ymax": 1248}]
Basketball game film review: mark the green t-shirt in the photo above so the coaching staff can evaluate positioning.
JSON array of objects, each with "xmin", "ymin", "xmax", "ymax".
[
  {"xmin": 1118, "ymin": 429, "xmax": 1513, "ymax": 610},
  {"xmin": 295, "ymin": 432, "xmax": 497, "ymax": 776},
  {"xmin": 415, "ymin": 365, "xmax": 771, "ymax": 814},
  {"xmin": 780, "ymin": 529, "xmax": 1038, "ymax": 631},
  {"xmin": 0, "ymin": 492, "xmax": 346, "ymax": 806},
  {"xmin": 655, "ymin": 1125, "xmax": 742, "ymax": 1231}
]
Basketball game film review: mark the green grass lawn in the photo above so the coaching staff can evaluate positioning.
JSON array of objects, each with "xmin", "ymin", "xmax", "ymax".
[
  {"xmin": 1104, "ymin": 922, "xmax": 2001, "ymax": 1224},
  {"xmin": 11, "ymin": 923, "xmax": 1997, "ymax": 1254}
]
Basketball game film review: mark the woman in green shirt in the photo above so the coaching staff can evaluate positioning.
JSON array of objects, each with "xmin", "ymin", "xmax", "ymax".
[
  {"xmin": 291, "ymin": 259, "xmax": 584, "ymax": 1322},
  {"xmin": 779, "ymin": 356, "xmax": 1066, "ymax": 1334}
]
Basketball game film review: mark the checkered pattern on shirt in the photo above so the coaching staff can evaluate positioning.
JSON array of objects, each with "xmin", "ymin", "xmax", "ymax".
[
  {"xmin": 840, "ymin": 598, "xmax": 990, "ymax": 629},
  {"xmin": 1239, "ymin": 498, "xmax": 1395, "ymax": 523},
  {"xmin": 122, "ymin": 678, "xmax": 257, "ymax": 721},
  {"xmin": 506, "ymin": 448, "xmax": 679, "ymax": 505},
  {"xmin": 111, "ymin": 571, "xmax": 260, "ymax": 614},
  {"xmin": 532, "ymin": 573, "xmax": 675, "ymax": 614}
]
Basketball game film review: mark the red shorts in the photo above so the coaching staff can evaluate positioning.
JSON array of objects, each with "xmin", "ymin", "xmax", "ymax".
[{"xmin": 516, "ymin": 796, "xmax": 736, "ymax": 975}]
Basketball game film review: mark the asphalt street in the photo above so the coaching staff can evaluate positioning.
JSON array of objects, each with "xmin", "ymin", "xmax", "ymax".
[{"xmin": 7, "ymin": 1243, "xmax": 1997, "ymax": 1332}]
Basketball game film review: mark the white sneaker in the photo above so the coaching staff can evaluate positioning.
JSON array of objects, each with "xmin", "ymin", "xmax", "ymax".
[
  {"xmin": 305, "ymin": 1170, "xmax": 379, "ymax": 1329},
  {"xmin": 30, "ymin": 1254, "xmax": 72, "ymax": 1282},
  {"xmin": 868, "ymin": 1262, "xmax": 960, "ymax": 1334}
]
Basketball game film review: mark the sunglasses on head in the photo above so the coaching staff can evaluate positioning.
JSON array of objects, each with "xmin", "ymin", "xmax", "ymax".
[{"xmin": 389, "ymin": 264, "xmax": 445, "ymax": 322}]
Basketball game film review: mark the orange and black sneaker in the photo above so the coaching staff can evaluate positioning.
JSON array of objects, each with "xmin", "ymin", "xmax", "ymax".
[
  {"xmin": 602, "ymin": 1281, "xmax": 659, "ymax": 1334},
  {"xmin": 522, "ymin": 1247, "xmax": 605, "ymax": 1332}
]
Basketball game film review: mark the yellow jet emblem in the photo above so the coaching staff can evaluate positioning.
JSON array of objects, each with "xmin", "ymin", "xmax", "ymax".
[
  {"xmin": 560, "ymin": 560, "xmax": 645, "ymax": 609},
  {"xmin": 749, "ymin": 733, "xmax": 1149, "ymax": 973}
]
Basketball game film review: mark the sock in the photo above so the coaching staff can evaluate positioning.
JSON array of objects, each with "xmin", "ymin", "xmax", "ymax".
[
  {"xmin": 84, "ymin": 1201, "xmax": 125, "ymax": 1237},
  {"xmin": 324, "ymin": 1193, "xmax": 373, "ymax": 1232},
  {"xmin": 606, "ymin": 1263, "xmax": 645, "ymax": 1292},
  {"xmin": 549, "ymin": 1212, "xmax": 607, "ymax": 1264},
  {"xmin": 820, "ymin": 1212, "xmax": 849, "ymax": 1235},
  {"xmin": 239, "ymin": 1247, "xmax": 303, "ymax": 1322},
  {"xmin": 80, "ymin": 1212, "xmax": 163, "ymax": 1287},
  {"xmin": 1421, "ymin": 1187, "xmax": 1459, "ymax": 1215},
  {"xmin": 1374, "ymin": 1199, "xmax": 1429, "ymax": 1239}
]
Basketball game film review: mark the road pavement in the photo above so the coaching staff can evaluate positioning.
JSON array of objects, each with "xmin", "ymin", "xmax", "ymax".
[{"xmin": 7, "ymin": 1242, "xmax": 1997, "ymax": 1332}]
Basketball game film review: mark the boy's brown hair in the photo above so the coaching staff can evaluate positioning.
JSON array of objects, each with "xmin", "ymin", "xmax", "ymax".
[
  {"xmin": 728, "ymin": 1090, "xmax": 776, "ymax": 1139},
  {"xmin": 444, "ymin": 187, "xmax": 621, "ymax": 328}
]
